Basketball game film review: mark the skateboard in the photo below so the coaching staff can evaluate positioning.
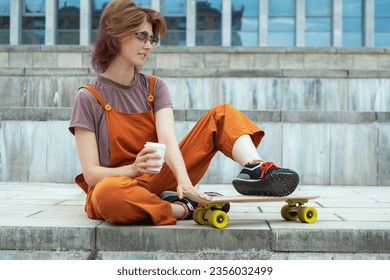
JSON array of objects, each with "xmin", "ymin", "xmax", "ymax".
[{"xmin": 183, "ymin": 191, "xmax": 320, "ymax": 229}]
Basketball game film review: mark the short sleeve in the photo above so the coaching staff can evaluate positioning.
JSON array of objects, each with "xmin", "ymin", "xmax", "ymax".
[
  {"xmin": 68, "ymin": 89, "xmax": 98, "ymax": 135},
  {"xmin": 153, "ymin": 77, "xmax": 173, "ymax": 113}
]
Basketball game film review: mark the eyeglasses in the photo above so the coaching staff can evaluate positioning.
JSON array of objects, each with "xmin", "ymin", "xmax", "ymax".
[{"xmin": 134, "ymin": 31, "xmax": 159, "ymax": 47}]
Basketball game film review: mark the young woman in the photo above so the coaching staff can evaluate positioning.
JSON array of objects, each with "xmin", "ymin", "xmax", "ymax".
[{"xmin": 69, "ymin": 0, "xmax": 299, "ymax": 226}]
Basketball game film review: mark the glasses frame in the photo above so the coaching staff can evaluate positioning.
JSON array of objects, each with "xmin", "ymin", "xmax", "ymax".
[{"xmin": 134, "ymin": 31, "xmax": 159, "ymax": 47}]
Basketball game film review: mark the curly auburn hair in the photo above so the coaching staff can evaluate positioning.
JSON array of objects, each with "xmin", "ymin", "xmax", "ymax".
[{"xmin": 91, "ymin": 0, "xmax": 167, "ymax": 73}]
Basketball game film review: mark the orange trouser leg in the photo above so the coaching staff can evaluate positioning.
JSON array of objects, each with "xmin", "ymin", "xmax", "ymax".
[
  {"xmin": 142, "ymin": 103, "xmax": 264, "ymax": 195},
  {"xmin": 86, "ymin": 176, "xmax": 176, "ymax": 225}
]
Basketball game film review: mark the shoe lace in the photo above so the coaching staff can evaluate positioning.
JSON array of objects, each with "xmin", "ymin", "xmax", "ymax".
[{"xmin": 259, "ymin": 162, "xmax": 279, "ymax": 178}]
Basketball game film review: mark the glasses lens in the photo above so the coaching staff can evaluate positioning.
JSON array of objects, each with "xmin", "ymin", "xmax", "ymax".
[
  {"xmin": 137, "ymin": 31, "xmax": 149, "ymax": 41},
  {"xmin": 135, "ymin": 31, "xmax": 159, "ymax": 47},
  {"xmin": 150, "ymin": 35, "xmax": 159, "ymax": 45}
]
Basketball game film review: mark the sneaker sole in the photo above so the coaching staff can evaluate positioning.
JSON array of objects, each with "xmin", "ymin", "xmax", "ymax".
[{"xmin": 232, "ymin": 173, "xmax": 299, "ymax": 197}]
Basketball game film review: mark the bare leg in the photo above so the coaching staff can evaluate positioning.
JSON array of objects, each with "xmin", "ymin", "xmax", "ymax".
[
  {"xmin": 232, "ymin": 134, "xmax": 263, "ymax": 166},
  {"xmin": 171, "ymin": 203, "xmax": 186, "ymax": 219}
]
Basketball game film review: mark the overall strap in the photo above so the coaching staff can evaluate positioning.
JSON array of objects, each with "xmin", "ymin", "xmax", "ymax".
[
  {"xmin": 148, "ymin": 75, "xmax": 156, "ymax": 106},
  {"xmin": 80, "ymin": 85, "xmax": 106, "ymax": 107}
]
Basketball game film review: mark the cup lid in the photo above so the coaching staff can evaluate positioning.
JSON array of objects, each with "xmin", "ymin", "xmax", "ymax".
[{"xmin": 144, "ymin": 142, "xmax": 166, "ymax": 148}]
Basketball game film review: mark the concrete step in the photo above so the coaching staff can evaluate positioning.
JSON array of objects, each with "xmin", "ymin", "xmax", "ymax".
[
  {"xmin": 0, "ymin": 182, "xmax": 389, "ymax": 260},
  {"xmin": 1, "ymin": 69, "xmax": 390, "ymax": 112},
  {"xmin": 1, "ymin": 47, "xmax": 390, "ymax": 111},
  {"xmin": 0, "ymin": 108, "xmax": 389, "ymax": 186}
]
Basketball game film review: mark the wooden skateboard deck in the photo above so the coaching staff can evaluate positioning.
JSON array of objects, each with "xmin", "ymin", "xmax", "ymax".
[
  {"xmin": 183, "ymin": 191, "xmax": 320, "ymax": 228},
  {"xmin": 184, "ymin": 191, "xmax": 319, "ymax": 204}
]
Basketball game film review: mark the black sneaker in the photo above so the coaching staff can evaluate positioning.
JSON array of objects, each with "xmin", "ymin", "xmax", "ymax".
[
  {"xmin": 232, "ymin": 161, "xmax": 299, "ymax": 197},
  {"xmin": 160, "ymin": 191, "xmax": 230, "ymax": 219},
  {"xmin": 160, "ymin": 190, "xmax": 198, "ymax": 220}
]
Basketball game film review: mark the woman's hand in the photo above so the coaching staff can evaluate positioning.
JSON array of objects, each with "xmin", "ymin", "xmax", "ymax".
[
  {"xmin": 131, "ymin": 147, "xmax": 162, "ymax": 177},
  {"xmin": 176, "ymin": 182, "xmax": 212, "ymax": 202}
]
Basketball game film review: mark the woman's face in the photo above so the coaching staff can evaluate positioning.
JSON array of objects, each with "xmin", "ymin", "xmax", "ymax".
[{"xmin": 117, "ymin": 19, "xmax": 155, "ymax": 69}]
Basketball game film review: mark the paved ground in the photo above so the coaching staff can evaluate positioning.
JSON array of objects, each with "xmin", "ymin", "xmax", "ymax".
[{"xmin": 0, "ymin": 182, "xmax": 390, "ymax": 260}]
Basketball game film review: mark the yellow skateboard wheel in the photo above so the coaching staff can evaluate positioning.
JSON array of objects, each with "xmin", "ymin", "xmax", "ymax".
[
  {"xmin": 208, "ymin": 210, "xmax": 229, "ymax": 229},
  {"xmin": 298, "ymin": 206, "xmax": 318, "ymax": 223},
  {"xmin": 193, "ymin": 208, "xmax": 209, "ymax": 225},
  {"xmin": 281, "ymin": 204, "xmax": 299, "ymax": 221}
]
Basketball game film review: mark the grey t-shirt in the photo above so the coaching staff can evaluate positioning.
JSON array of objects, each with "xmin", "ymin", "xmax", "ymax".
[{"xmin": 69, "ymin": 72, "xmax": 172, "ymax": 167}]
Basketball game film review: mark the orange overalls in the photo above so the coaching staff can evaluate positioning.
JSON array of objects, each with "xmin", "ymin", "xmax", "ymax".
[{"xmin": 75, "ymin": 76, "xmax": 264, "ymax": 225}]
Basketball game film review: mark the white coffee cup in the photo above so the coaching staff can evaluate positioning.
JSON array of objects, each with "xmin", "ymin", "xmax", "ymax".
[{"xmin": 144, "ymin": 142, "xmax": 166, "ymax": 172}]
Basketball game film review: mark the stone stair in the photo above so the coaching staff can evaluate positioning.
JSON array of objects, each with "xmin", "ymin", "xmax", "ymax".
[{"xmin": 0, "ymin": 46, "xmax": 389, "ymax": 186}]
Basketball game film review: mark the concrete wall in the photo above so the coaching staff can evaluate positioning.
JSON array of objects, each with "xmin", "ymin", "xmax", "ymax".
[
  {"xmin": 2, "ymin": 45, "xmax": 390, "ymax": 71},
  {"xmin": 0, "ymin": 108, "xmax": 389, "ymax": 186},
  {"xmin": 0, "ymin": 46, "xmax": 389, "ymax": 186}
]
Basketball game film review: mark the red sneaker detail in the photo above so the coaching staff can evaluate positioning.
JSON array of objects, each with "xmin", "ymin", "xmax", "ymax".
[{"xmin": 259, "ymin": 162, "xmax": 280, "ymax": 179}]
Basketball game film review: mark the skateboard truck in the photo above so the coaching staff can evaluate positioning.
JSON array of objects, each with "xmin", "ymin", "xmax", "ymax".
[
  {"xmin": 281, "ymin": 198, "xmax": 318, "ymax": 224},
  {"xmin": 193, "ymin": 202, "xmax": 230, "ymax": 229}
]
